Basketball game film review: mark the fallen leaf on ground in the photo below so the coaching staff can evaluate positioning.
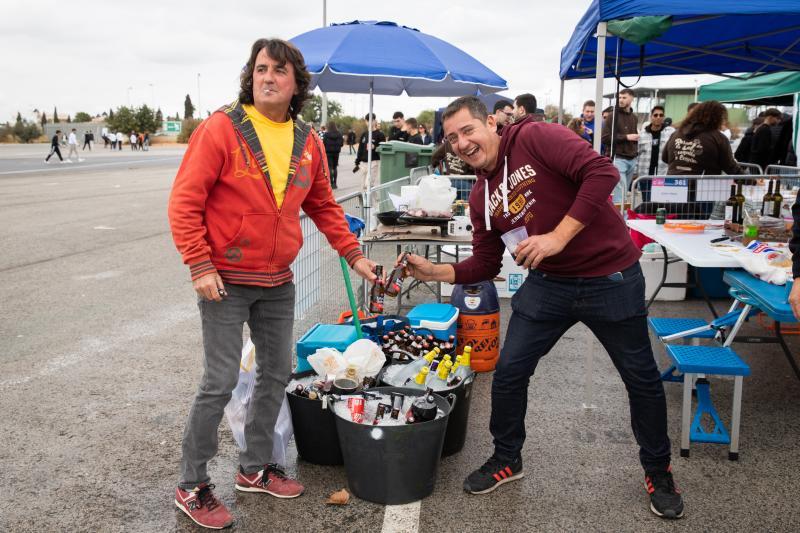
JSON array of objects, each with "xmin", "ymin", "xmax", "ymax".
[{"xmin": 326, "ymin": 488, "xmax": 350, "ymax": 505}]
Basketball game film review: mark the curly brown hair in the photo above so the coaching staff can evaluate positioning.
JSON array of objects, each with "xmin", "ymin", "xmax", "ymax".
[
  {"xmin": 239, "ymin": 38, "xmax": 311, "ymax": 120},
  {"xmin": 678, "ymin": 100, "xmax": 728, "ymax": 139}
]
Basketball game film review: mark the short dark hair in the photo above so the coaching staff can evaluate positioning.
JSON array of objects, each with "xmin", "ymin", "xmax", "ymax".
[
  {"xmin": 619, "ymin": 88, "xmax": 635, "ymax": 97},
  {"xmin": 392, "ymin": 111, "xmax": 404, "ymax": 120},
  {"xmin": 514, "ymin": 93, "xmax": 537, "ymax": 114},
  {"xmin": 364, "ymin": 113, "xmax": 376, "ymax": 121},
  {"xmin": 405, "ymin": 117, "xmax": 418, "ymax": 129},
  {"xmin": 651, "ymin": 105, "xmax": 665, "ymax": 114},
  {"xmin": 492, "ymin": 99, "xmax": 513, "ymax": 113},
  {"xmin": 583, "ymin": 100, "xmax": 595, "ymax": 109},
  {"xmin": 238, "ymin": 38, "xmax": 311, "ymax": 120},
  {"xmin": 764, "ymin": 108, "xmax": 782, "ymax": 119},
  {"xmin": 56, "ymin": 129, "xmax": 61, "ymax": 134},
  {"xmin": 442, "ymin": 96, "xmax": 488, "ymax": 123},
  {"xmin": 602, "ymin": 106, "xmax": 613, "ymax": 114}
]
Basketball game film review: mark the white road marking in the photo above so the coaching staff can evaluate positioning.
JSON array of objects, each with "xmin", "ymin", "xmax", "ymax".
[
  {"xmin": 381, "ymin": 501, "xmax": 421, "ymax": 533},
  {"xmin": 73, "ymin": 270, "xmax": 123, "ymax": 280},
  {"xmin": 0, "ymin": 304, "xmax": 197, "ymax": 389},
  {"xmin": 93, "ymin": 225, "xmax": 116, "ymax": 230},
  {"xmin": 0, "ymin": 157, "xmax": 178, "ymax": 175}
]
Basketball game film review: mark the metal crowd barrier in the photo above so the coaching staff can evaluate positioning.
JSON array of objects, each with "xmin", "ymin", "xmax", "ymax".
[
  {"xmin": 765, "ymin": 164, "xmax": 800, "ymax": 191},
  {"xmin": 629, "ymin": 175, "xmax": 775, "ymax": 220},
  {"xmin": 737, "ymin": 162, "xmax": 764, "ymax": 176}
]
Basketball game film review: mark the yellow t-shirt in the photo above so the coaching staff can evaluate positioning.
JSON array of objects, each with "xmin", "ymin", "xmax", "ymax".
[{"xmin": 242, "ymin": 104, "xmax": 294, "ymax": 208}]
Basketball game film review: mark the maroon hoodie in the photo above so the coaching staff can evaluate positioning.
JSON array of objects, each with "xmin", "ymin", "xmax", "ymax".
[{"xmin": 452, "ymin": 117, "xmax": 640, "ymax": 283}]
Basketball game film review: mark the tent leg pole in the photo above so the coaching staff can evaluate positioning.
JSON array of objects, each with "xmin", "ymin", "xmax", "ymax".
[
  {"xmin": 363, "ymin": 81, "xmax": 374, "ymax": 311},
  {"xmin": 558, "ymin": 79, "xmax": 565, "ymax": 125},
  {"xmin": 593, "ymin": 21, "xmax": 607, "ymax": 155}
]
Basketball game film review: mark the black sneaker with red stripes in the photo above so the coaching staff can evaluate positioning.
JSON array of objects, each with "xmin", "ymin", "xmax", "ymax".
[
  {"xmin": 463, "ymin": 455, "xmax": 524, "ymax": 494},
  {"xmin": 645, "ymin": 467, "xmax": 684, "ymax": 519}
]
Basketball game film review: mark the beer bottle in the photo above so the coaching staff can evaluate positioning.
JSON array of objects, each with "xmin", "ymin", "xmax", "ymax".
[
  {"xmin": 734, "ymin": 180, "xmax": 745, "ymax": 224},
  {"xmin": 369, "ymin": 265, "xmax": 385, "ymax": 314},
  {"xmin": 427, "ymin": 361, "xmax": 452, "ymax": 390},
  {"xmin": 404, "ymin": 366, "xmax": 430, "ymax": 389},
  {"xmin": 761, "ymin": 180, "xmax": 774, "ymax": 217},
  {"xmin": 384, "ymin": 253, "xmax": 409, "ymax": 297},
  {"xmin": 395, "ymin": 347, "xmax": 439, "ymax": 385},
  {"xmin": 772, "ymin": 179, "xmax": 783, "ymax": 218},
  {"xmin": 724, "ymin": 184, "xmax": 737, "ymax": 223},
  {"xmin": 454, "ymin": 345, "xmax": 473, "ymax": 381}
]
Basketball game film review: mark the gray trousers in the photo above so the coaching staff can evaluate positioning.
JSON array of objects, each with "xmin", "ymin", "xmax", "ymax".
[{"xmin": 179, "ymin": 282, "xmax": 295, "ymax": 489}]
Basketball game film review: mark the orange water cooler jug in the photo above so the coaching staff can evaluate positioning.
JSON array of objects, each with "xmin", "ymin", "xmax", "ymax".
[{"xmin": 451, "ymin": 281, "xmax": 500, "ymax": 372}]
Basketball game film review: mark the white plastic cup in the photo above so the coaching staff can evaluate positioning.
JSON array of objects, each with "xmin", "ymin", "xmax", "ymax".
[{"xmin": 500, "ymin": 226, "xmax": 529, "ymax": 255}]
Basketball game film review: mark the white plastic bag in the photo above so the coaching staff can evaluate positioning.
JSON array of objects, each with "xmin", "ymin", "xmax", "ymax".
[
  {"xmin": 413, "ymin": 175, "xmax": 456, "ymax": 214},
  {"xmin": 224, "ymin": 339, "xmax": 295, "ymax": 464},
  {"xmin": 225, "ymin": 339, "xmax": 257, "ymax": 450},
  {"xmin": 734, "ymin": 241, "xmax": 792, "ymax": 285},
  {"xmin": 343, "ymin": 339, "xmax": 385, "ymax": 378},
  {"xmin": 306, "ymin": 347, "xmax": 346, "ymax": 377}
]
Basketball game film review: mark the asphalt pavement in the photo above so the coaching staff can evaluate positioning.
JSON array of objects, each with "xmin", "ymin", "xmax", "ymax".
[{"xmin": 1, "ymin": 142, "xmax": 799, "ymax": 532}]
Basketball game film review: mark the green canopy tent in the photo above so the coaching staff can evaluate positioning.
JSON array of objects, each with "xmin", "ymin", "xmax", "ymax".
[
  {"xmin": 699, "ymin": 72, "xmax": 800, "ymax": 166},
  {"xmin": 698, "ymin": 71, "xmax": 800, "ymax": 106}
]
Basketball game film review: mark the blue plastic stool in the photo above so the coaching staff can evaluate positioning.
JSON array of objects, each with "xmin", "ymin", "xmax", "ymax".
[
  {"xmin": 665, "ymin": 345, "xmax": 751, "ymax": 460},
  {"xmin": 648, "ymin": 318, "xmax": 717, "ymax": 382}
]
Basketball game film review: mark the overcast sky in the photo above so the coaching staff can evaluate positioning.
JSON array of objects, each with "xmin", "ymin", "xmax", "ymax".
[{"xmin": 1, "ymin": 0, "xmax": 721, "ymax": 124}]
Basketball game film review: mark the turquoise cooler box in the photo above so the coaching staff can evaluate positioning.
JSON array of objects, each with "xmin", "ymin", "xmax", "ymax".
[
  {"xmin": 406, "ymin": 303, "xmax": 459, "ymax": 341},
  {"xmin": 295, "ymin": 323, "xmax": 358, "ymax": 373}
]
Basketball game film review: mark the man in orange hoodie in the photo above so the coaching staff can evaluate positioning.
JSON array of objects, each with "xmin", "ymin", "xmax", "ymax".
[{"xmin": 168, "ymin": 38, "xmax": 377, "ymax": 529}]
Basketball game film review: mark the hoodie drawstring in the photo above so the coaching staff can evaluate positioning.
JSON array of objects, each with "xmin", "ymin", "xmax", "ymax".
[{"xmin": 483, "ymin": 157, "xmax": 510, "ymax": 231}]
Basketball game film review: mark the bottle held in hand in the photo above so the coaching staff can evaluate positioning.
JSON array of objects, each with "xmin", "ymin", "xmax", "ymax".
[
  {"xmin": 384, "ymin": 253, "xmax": 409, "ymax": 297},
  {"xmin": 369, "ymin": 265, "xmax": 385, "ymax": 313}
]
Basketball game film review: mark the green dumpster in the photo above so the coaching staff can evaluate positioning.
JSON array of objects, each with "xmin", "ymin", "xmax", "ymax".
[{"xmin": 377, "ymin": 141, "xmax": 435, "ymax": 183}]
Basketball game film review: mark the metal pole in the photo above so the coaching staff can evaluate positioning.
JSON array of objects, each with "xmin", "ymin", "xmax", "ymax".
[
  {"xmin": 592, "ymin": 22, "xmax": 607, "ymax": 154},
  {"xmin": 320, "ymin": 0, "xmax": 328, "ymax": 128},
  {"xmin": 557, "ymin": 79, "xmax": 565, "ymax": 124}
]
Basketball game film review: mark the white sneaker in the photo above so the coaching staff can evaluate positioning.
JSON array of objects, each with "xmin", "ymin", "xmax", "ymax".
[
  {"xmin": 66, "ymin": 160, "xmax": 73, "ymax": 164},
  {"xmin": 78, "ymin": 158, "xmax": 84, "ymax": 162},
  {"xmin": 44, "ymin": 159, "xmax": 49, "ymax": 164},
  {"xmin": 60, "ymin": 160, "xmax": 67, "ymax": 164}
]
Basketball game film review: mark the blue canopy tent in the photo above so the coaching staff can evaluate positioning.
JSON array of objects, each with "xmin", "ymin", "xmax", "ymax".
[
  {"xmin": 291, "ymin": 20, "xmax": 506, "ymax": 194},
  {"xmin": 559, "ymin": 0, "xmax": 800, "ymax": 153}
]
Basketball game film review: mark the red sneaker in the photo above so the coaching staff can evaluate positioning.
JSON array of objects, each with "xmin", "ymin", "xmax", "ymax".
[
  {"xmin": 174, "ymin": 483, "xmax": 234, "ymax": 529},
  {"xmin": 234, "ymin": 464, "xmax": 304, "ymax": 498}
]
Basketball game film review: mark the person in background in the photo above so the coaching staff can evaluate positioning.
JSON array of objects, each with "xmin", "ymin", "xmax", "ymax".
[
  {"xmin": 566, "ymin": 117, "xmax": 586, "ymax": 140},
  {"xmin": 405, "ymin": 117, "xmax": 423, "ymax": 144},
  {"xmin": 322, "ymin": 121, "xmax": 344, "ymax": 189},
  {"xmin": 513, "ymin": 93, "xmax": 537, "ymax": 122},
  {"xmin": 579, "ymin": 100, "xmax": 595, "ymax": 144},
  {"xmin": 635, "ymin": 106, "xmax": 674, "ymax": 202},
  {"xmin": 734, "ymin": 116, "xmax": 763, "ymax": 163},
  {"xmin": 390, "ymin": 111, "xmax": 408, "ymax": 141},
  {"xmin": 602, "ymin": 88, "xmax": 639, "ymax": 202},
  {"xmin": 130, "ymin": 131, "xmax": 138, "ymax": 151},
  {"xmin": 168, "ymin": 38, "xmax": 378, "ymax": 530},
  {"xmin": 143, "ymin": 132, "xmax": 150, "ymax": 151},
  {"xmin": 67, "ymin": 128, "xmax": 82, "ymax": 162},
  {"xmin": 319, "ymin": 124, "xmax": 326, "ymax": 139},
  {"xmin": 116, "ymin": 131, "xmax": 124, "ymax": 150},
  {"xmin": 402, "ymin": 96, "xmax": 683, "ymax": 519},
  {"xmin": 750, "ymin": 108, "xmax": 783, "ymax": 170},
  {"xmin": 45, "ymin": 129, "xmax": 64, "ymax": 163},
  {"xmin": 346, "ymin": 128, "xmax": 356, "ymax": 154},
  {"xmin": 83, "ymin": 130, "xmax": 93, "ymax": 151},
  {"xmin": 354, "ymin": 113, "xmax": 386, "ymax": 186},
  {"xmin": 493, "ymin": 99, "xmax": 515, "ymax": 133},
  {"xmin": 419, "ymin": 123, "xmax": 432, "ymax": 145}
]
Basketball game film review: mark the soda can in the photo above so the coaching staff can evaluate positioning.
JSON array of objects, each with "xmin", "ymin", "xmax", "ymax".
[
  {"xmin": 389, "ymin": 392, "xmax": 405, "ymax": 419},
  {"xmin": 347, "ymin": 397, "xmax": 365, "ymax": 423},
  {"xmin": 656, "ymin": 208, "xmax": 667, "ymax": 225}
]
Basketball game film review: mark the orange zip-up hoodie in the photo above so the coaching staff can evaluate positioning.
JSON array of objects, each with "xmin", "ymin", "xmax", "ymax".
[{"xmin": 168, "ymin": 100, "xmax": 363, "ymax": 287}]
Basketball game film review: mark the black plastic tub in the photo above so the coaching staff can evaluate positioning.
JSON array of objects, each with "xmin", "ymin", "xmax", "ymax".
[
  {"xmin": 380, "ymin": 370, "xmax": 474, "ymax": 457},
  {"xmin": 286, "ymin": 372, "xmax": 343, "ymax": 466},
  {"xmin": 334, "ymin": 387, "xmax": 455, "ymax": 505}
]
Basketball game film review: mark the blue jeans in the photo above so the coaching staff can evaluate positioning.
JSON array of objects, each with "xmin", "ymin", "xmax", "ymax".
[
  {"xmin": 612, "ymin": 157, "xmax": 637, "ymax": 203},
  {"xmin": 489, "ymin": 262, "xmax": 671, "ymax": 472}
]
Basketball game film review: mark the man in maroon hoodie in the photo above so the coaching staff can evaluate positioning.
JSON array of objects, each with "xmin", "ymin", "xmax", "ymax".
[{"xmin": 402, "ymin": 96, "xmax": 684, "ymax": 519}]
